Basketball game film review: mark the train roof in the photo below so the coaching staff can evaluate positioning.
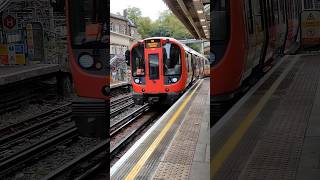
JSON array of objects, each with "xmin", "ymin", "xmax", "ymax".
[{"xmin": 137, "ymin": 37, "xmax": 208, "ymax": 60}]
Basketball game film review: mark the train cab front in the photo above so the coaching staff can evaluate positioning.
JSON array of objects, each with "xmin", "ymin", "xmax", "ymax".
[
  {"xmin": 127, "ymin": 38, "xmax": 185, "ymax": 105},
  {"xmin": 66, "ymin": 0, "xmax": 108, "ymax": 139}
]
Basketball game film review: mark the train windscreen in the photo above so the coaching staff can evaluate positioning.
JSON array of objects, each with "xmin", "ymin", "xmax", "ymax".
[
  {"xmin": 69, "ymin": 0, "xmax": 107, "ymax": 48},
  {"xmin": 132, "ymin": 45, "xmax": 145, "ymax": 77},
  {"xmin": 163, "ymin": 43, "xmax": 182, "ymax": 76}
]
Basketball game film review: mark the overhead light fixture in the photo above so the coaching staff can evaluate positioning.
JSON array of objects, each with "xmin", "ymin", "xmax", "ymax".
[
  {"xmin": 200, "ymin": 19, "xmax": 205, "ymax": 22},
  {"xmin": 197, "ymin": 10, "xmax": 203, "ymax": 14},
  {"xmin": 202, "ymin": 25, "xmax": 207, "ymax": 28},
  {"xmin": 204, "ymin": 29, "xmax": 208, "ymax": 31}
]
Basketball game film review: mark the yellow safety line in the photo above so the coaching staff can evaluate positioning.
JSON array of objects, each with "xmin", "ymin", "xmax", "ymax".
[
  {"xmin": 125, "ymin": 80, "xmax": 203, "ymax": 180},
  {"xmin": 211, "ymin": 58, "xmax": 297, "ymax": 178}
]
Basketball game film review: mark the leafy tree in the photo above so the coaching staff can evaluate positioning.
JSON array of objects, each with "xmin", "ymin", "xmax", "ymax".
[
  {"xmin": 126, "ymin": 8, "xmax": 193, "ymax": 39},
  {"xmin": 127, "ymin": 7, "xmax": 142, "ymax": 25},
  {"xmin": 137, "ymin": 17, "xmax": 153, "ymax": 38}
]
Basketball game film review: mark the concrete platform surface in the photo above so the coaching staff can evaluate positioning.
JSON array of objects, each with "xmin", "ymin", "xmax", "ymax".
[
  {"xmin": 0, "ymin": 64, "xmax": 60, "ymax": 86},
  {"xmin": 211, "ymin": 53, "xmax": 320, "ymax": 180}
]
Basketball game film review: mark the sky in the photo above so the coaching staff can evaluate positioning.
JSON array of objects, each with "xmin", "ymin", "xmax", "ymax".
[{"xmin": 110, "ymin": 0, "xmax": 169, "ymax": 21}]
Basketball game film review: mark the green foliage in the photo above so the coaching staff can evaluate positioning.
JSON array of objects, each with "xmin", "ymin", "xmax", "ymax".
[
  {"xmin": 125, "ymin": 7, "xmax": 192, "ymax": 39},
  {"xmin": 127, "ymin": 7, "xmax": 142, "ymax": 25},
  {"xmin": 188, "ymin": 44, "xmax": 201, "ymax": 52}
]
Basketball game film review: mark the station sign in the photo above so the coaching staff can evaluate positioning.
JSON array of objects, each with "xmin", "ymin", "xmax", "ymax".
[
  {"xmin": 2, "ymin": 14, "xmax": 18, "ymax": 32},
  {"xmin": 301, "ymin": 11, "xmax": 320, "ymax": 46}
]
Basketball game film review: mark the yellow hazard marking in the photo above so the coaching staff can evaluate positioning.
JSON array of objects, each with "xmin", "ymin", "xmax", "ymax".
[
  {"xmin": 125, "ymin": 80, "xmax": 203, "ymax": 180},
  {"xmin": 211, "ymin": 58, "xmax": 297, "ymax": 178}
]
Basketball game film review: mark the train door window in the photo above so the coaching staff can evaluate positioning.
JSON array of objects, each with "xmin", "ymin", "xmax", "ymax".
[
  {"xmin": 212, "ymin": 0, "xmax": 229, "ymax": 65},
  {"xmin": 272, "ymin": 0, "xmax": 279, "ymax": 24},
  {"xmin": 149, "ymin": 54, "xmax": 159, "ymax": 80},
  {"xmin": 279, "ymin": 0, "xmax": 285, "ymax": 23},
  {"xmin": 132, "ymin": 45, "xmax": 145, "ymax": 77},
  {"xmin": 245, "ymin": 0, "xmax": 254, "ymax": 34},
  {"xmin": 185, "ymin": 52, "xmax": 189, "ymax": 72},
  {"xmin": 163, "ymin": 43, "xmax": 181, "ymax": 76},
  {"xmin": 269, "ymin": 0, "xmax": 275, "ymax": 25}
]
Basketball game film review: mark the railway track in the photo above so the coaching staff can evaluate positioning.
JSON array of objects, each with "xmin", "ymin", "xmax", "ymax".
[
  {"xmin": 110, "ymin": 104, "xmax": 160, "ymax": 161},
  {"xmin": 0, "ymin": 103, "xmax": 74, "ymax": 177},
  {"xmin": 0, "ymin": 126, "xmax": 78, "ymax": 178},
  {"xmin": 0, "ymin": 81, "xmax": 58, "ymax": 115},
  {"xmin": 43, "ymin": 140, "xmax": 107, "ymax": 180},
  {"xmin": 110, "ymin": 94, "xmax": 132, "ymax": 108},
  {"xmin": 42, "ymin": 104, "xmax": 156, "ymax": 179},
  {"xmin": 0, "ymin": 103, "xmax": 71, "ymax": 138},
  {"xmin": 110, "ymin": 99, "xmax": 135, "ymax": 118}
]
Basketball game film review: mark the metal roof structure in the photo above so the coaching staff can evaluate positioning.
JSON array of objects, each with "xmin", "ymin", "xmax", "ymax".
[{"xmin": 163, "ymin": 0, "xmax": 210, "ymax": 39}]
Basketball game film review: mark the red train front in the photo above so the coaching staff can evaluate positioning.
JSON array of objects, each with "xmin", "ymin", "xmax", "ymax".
[
  {"xmin": 65, "ymin": 0, "xmax": 108, "ymax": 138},
  {"xmin": 126, "ymin": 37, "xmax": 207, "ymax": 105}
]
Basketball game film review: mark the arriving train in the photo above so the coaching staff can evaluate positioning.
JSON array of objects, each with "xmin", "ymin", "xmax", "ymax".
[
  {"xmin": 126, "ymin": 37, "xmax": 210, "ymax": 105},
  {"xmin": 211, "ymin": 0, "xmax": 301, "ymax": 119},
  {"xmin": 52, "ymin": 0, "xmax": 108, "ymax": 138}
]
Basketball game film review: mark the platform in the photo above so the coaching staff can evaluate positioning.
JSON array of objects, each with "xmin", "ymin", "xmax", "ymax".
[
  {"xmin": 211, "ymin": 53, "xmax": 320, "ymax": 180},
  {"xmin": 111, "ymin": 81, "xmax": 130, "ymax": 89},
  {"xmin": 0, "ymin": 64, "xmax": 60, "ymax": 86},
  {"xmin": 111, "ymin": 78, "xmax": 210, "ymax": 180}
]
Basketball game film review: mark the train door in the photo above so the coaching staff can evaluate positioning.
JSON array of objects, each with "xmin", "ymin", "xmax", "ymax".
[
  {"xmin": 277, "ymin": 0, "xmax": 288, "ymax": 53},
  {"xmin": 264, "ymin": 0, "xmax": 277, "ymax": 64},
  {"xmin": 252, "ymin": 0, "xmax": 265, "ymax": 71},
  {"xmin": 185, "ymin": 52, "xmax": 192, "ymax": 85},
  {"xmin": 243, "ymin": 0, "xmax": 264, "ymax": 78},
  {"xmin": 145, "ymin": 48, "xmax": 164, "ymax": 93}
]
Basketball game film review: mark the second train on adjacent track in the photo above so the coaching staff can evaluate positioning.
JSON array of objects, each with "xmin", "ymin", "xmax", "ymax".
[{"xmin": 212, "ymin": 0, "xmax": 301, "ymax": 120}]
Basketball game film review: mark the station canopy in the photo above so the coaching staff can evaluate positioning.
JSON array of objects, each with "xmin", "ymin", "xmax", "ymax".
[{"xmin": 163, "ymin": 0, "xmax": 210, "ymax": 39}]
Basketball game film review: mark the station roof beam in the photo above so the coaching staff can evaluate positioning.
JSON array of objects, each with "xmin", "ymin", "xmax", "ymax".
[{"xmin": 163, "ymin": 0, "xmax": 210, "ymax": 39}]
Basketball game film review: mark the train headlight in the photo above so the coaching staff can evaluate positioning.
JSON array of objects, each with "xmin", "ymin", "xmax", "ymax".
[
  {"xmin": 171, "ymin": 77, "xmax": 178, "ymax": 83},
  {"xmin": 78, "ymin": 54, "xmax": 94, "ymax": 69},
  {"xmin": 134, "ymin": 78, "xmax": 140, "ymax": 84},
  {"xmin": 95, "ymin": 61, "xmax": 103, "ymax": 70}
]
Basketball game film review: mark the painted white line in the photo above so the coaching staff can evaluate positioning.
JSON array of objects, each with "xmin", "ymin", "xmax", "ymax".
[{"xmin": 110, "ymin": 79, "xmax": 202, "ymax": 176}]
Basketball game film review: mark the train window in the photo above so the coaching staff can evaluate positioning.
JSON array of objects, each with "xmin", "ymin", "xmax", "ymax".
[
  {"xmin": 163, "ymin": 43, "xmax": 181, "ymax": 76},
  {"xmin": 246, "ymin": 0, "xmax": 254, "ymax": 34},
  {"xmin": 274, "ymin": 0, "xmax": 280, "ymax": 24},
  {"xmin": 212, "ymin": 0, "xmax": 229, "ymax": 65},
  {"xmin": 148, "ymin": 54, "xmax": 159, "ymax": 80},
  {"xmin": 279, "ymin": 0, "xmax": 285, "ymax": 23},
  {"xmin": 69, "ymin": 0, "xmax": 107, "ymax": 48},
  {"xmin": 185, "ymin": 53, "xmax": 190, "ymax": 72},
  {"xmin": 132, "ymin": 45, "xmax": 145, "ymax": 77},
  {"xmin": 304, "ymin": 0, "xmax": 313, "ymax": 9}
]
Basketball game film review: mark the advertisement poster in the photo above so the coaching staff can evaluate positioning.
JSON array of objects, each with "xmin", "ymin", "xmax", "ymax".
[
  {"xmin": 301, "ymin": 11, "xmax": 320, "ymax": 47},
  {"xmin": 0, "ymin": 44, "xmax": 9, "ymax": 65}
]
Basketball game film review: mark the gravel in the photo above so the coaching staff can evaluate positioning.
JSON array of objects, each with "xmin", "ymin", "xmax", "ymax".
[
  {"xmin": 6, "ymin": 137, "xmax": 103, "ymax": 180},
  {"xmin": 110, "ymin": 105, "xmax": 143, "ymax": 126},
  {"xmin": 0, "ymin": 120, "xmax": 74, "ymax": 162},
  {"xmin": 0, "ymin": 99, "xmax": 69, "ymax": 130}
]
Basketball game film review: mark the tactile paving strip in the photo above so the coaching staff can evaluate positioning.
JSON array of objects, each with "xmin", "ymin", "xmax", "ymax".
[
  {"xmin": 152, "ymin": 79, "xmax": 209, "ymax": 179},
  {"xmin": 153, "ymin": 162, "xmax": 191, "ymax": 180}
]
